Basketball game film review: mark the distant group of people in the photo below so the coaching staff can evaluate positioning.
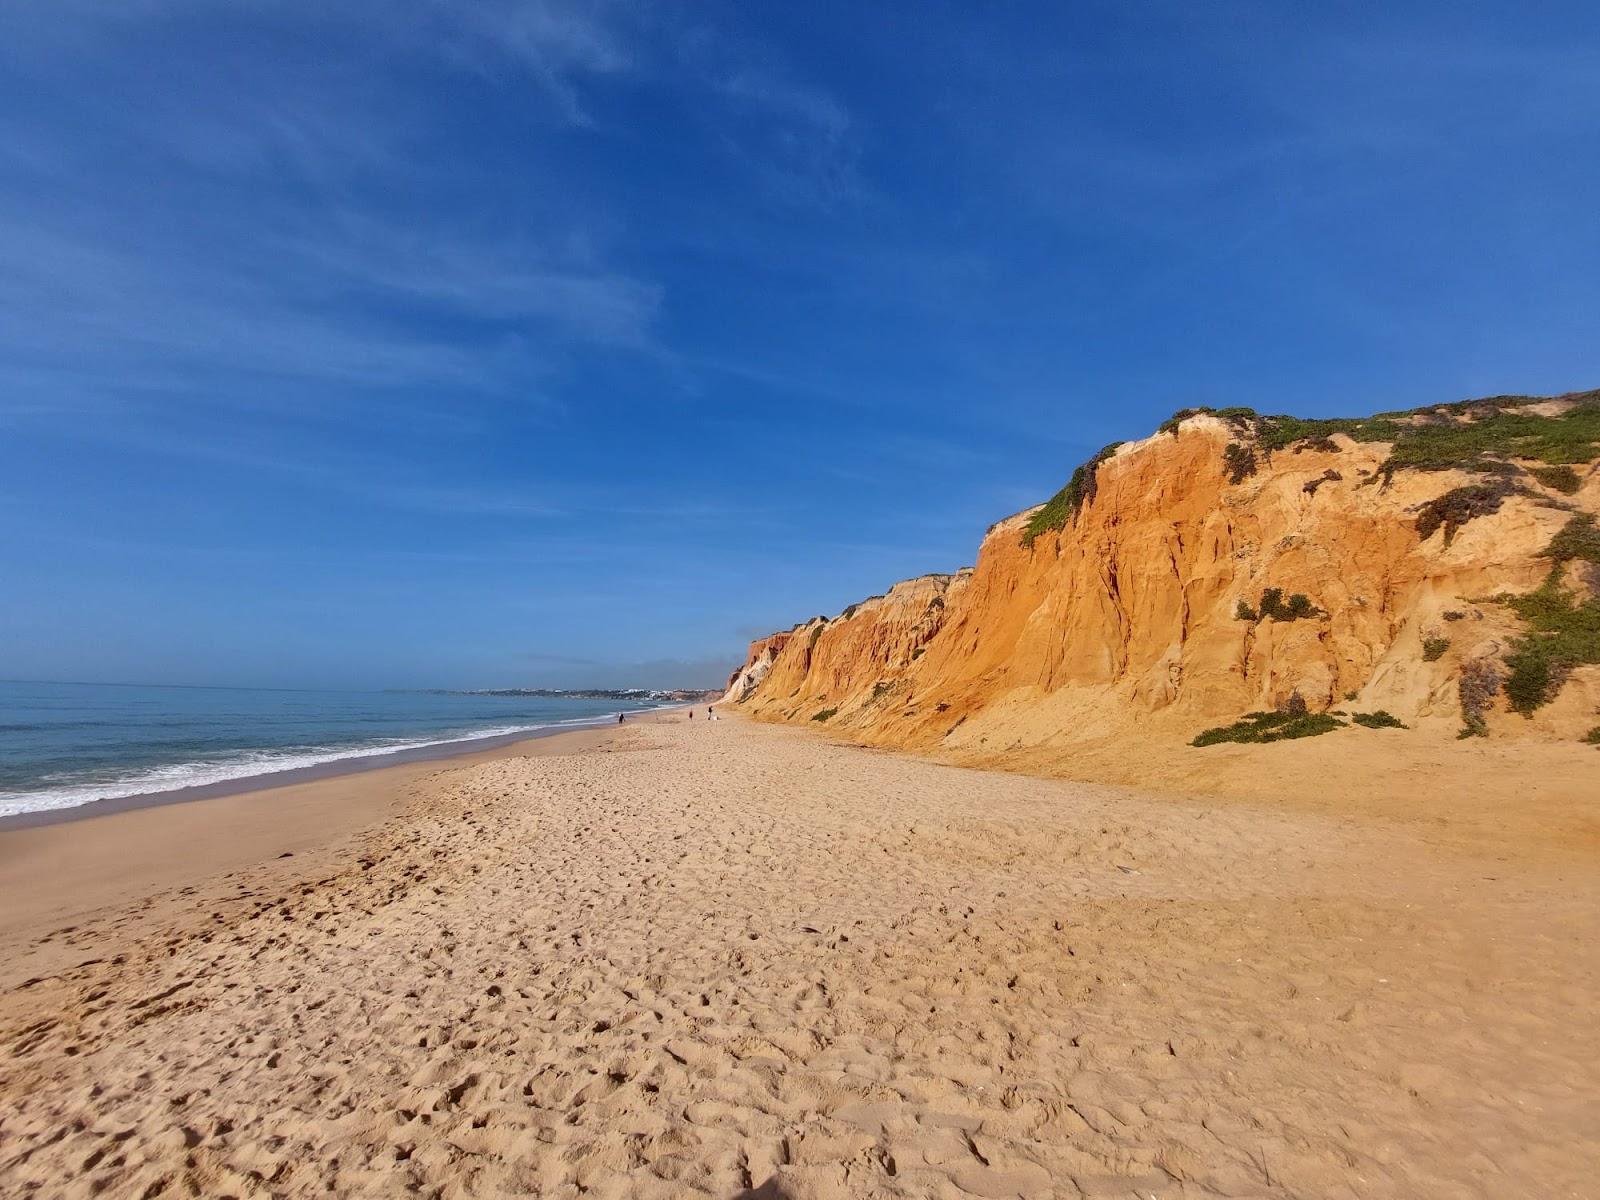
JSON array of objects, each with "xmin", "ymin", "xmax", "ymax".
[{"xmin": 616, "ymin": 706, "xmax": 718, "ymax": 725}]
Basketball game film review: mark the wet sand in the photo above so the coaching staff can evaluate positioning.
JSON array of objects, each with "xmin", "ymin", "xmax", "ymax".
[{"xmin": 1, "ymin": 714, "xmax": 1596, "ymax": 1197}]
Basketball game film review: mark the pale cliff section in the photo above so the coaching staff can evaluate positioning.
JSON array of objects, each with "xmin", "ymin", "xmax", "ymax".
[{"xmin": 724, "ymin": 401, "xmax": 1600, "ymax": 777}]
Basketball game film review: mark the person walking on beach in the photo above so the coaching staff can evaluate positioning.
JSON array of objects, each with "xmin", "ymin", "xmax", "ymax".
[{"xmin": 617, "ymin": 712, "xmax": 625, "ymax": 724}]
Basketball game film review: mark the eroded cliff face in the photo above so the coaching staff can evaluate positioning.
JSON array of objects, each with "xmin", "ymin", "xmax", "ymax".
[{"xmin": 725, "ymin": 395, "xmax": 1600, "ymax": 757}]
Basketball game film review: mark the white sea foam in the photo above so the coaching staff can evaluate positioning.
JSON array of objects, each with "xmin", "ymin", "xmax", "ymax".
[{"xmin": 0, "ymin": 716, "xmax": 624, "ymax": 818}]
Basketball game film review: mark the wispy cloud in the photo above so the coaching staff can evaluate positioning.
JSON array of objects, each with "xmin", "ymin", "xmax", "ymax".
[
  {"xmin": 15, "ymin": 1, "xmax": 641, "ymax": 129},
  {"xmin": 717, "ymin": 68, "xmax": 849, "ymax": 138},
  {"xmin": 407, "ymin": 0, "xmax": 639, "ymax": 126},
  {"xmin": 702, "ymin": 60, "xmax": 862, "ymax": 208},
  {"xmin": 0, "ymin": 130, "xmax": 657, "ymax": 416},
  {"xmin": 277, "ymin": 213, "xmax": 661, "ymax": 346},
  {"xmin": 0, "ymin": 224, "xmax": 511, "ymax": 389},
  {"xmin": 0, "ymin": 0, "xmax": 856, "ymax": 426}
]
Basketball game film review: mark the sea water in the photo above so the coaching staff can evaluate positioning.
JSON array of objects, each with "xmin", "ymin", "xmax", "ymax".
[{"xmin": 0, "ymin": 680, "xmax": 660, "ymax": 818}]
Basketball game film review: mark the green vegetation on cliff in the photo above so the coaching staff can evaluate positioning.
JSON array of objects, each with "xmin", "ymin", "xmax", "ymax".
[
  {"xmin": 1166, "ymin": 389, "xmax": 1600, "ymax": 479},
  {"xmin": 1235, "ymin": 588, "xmax": 1320, "ymax": 623},
  {"xmin": 1192, "ymin": 709, "xmax": 1344, "ymax": 747},
  {"xmin": 1020, "ymin": 442, "xmax": 1124, "ymax": 548},
  {"xmin": 1498, "ymin": 515, "xmax": 1600, "ymax": 715},
  {"xmin": 1027, "ymin": 389, "xmax": 1597, "ymax": 551},
  {"xmin": 1415, "ymin": 484, "xmax": 1512, "ymax": 547},
  {"xmin": 1353, "ymin": 711, "xmax": 1407, "ymax": 729}
]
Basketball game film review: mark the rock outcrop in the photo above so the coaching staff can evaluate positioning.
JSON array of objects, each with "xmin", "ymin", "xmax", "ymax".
[{"xmin": 724, "ymin": 391, "xmax": 1600, "ymax": 756}]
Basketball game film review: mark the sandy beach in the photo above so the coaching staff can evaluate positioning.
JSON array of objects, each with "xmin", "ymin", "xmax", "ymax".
[
  {"xmin": 2, "ymin": 712, "xmax": 1596, "ymax": 1198},
  {"xmin": 0, "ymin": 720, "xmax": 633, "ymax": 988}
]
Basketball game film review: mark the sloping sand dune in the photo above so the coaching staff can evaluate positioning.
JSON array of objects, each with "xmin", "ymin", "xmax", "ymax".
[{"xmin": 1, "ymin": 717, "xmax": 1596, "ymax": 1197}]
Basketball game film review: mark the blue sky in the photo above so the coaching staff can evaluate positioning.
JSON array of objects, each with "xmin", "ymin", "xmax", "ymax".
[{"xmin": 2, "ymin": 2, "xmax": 1597, "ymax": 689}]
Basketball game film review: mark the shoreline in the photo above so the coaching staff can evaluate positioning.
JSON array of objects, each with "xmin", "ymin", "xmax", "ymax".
[
  {"xmin": 0, "ymin": 705, "xmax": 683, "ymax": 832},
  {"xmin": 0, "ymin": 707, "xmax": 684, "ymax": 972}
]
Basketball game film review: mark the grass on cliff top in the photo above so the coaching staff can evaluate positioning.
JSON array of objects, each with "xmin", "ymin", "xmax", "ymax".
[
  {"xmin": 1165, "ymin": 389, "xmax": 1600, "ymax": 476},
  {"xmin": 1023, "ymin": 390, "xmax": 1597, "ymax": 558},
  {"xmin": 1374, "ymin": 399, "xmax": 1600, "ymax": 477},
  {"xmin": 1281, "ymin": 390, "xmax": 1600, "ymax": 478},
  {"xmin": 1025, "ymin": 389, "xmax": 1597, "ymax": 550}
]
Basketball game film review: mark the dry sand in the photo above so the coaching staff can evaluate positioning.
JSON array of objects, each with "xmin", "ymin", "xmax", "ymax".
[{"xmin": 1, "ymin": 714, "xmax": 1596, "ymax": 1198}]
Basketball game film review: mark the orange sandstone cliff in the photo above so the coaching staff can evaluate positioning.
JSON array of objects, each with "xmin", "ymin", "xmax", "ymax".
[{"xmin": 724, "ymin": 392, "xmax": 1600, "ymax": 770}]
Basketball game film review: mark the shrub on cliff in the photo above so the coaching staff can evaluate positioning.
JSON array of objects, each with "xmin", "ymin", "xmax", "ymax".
[
  {"xmin": 1457, "ymin": 659, "xmax": 1501, "ymax": 737},
  {"xmin": 1353, "ymin": 711, "xmax": 1407, "ymax": 729},
  {"xmin": 1542, "ymin": 513, "xmax": 1600, "ymax": 565},
  {"xmin": 1246, "ymin": 588, "xmax": 1320, "ymax": 622},
  {"xmin": 1236, "ymin": 588, "xmax": 1321, "ymax": 623},
  {"xmin": 1191, "ymin": 706, "xmax": 1344, "ymax": 747},
  {"xmin": 1530, "ymin": 465, "xmax": 1582, "ymax": 494},
  {"xmin": 1414, "ymin": 483, "xmax": 1512, "ymax": 547},
  {"xmin": 811, "ymin": 707, "xmax": 837, "ymax": 722},
  {"xmin": 1282, "ymin": 593, "xmax": 1317, "ymax": 621},
  {"xmin": 1422, "ymin": 637, "xmax": 1451, "ymax": 662},
  {"xmin": 1222, "ymin": 442, "xmax": 1258, "ymax": 484},
  {"xmin": 1496, "ymin": 515, "xmax": 1600, "ymax": 714},
  {"xmin": 1499, "ymin": 580, "xmax": 1600, "ymax": 714}
]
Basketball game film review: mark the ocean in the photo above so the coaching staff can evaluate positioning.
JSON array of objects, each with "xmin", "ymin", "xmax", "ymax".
[{"xmin": 0, "ymin": 680, "xmax": 664, "ymax": 819}]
